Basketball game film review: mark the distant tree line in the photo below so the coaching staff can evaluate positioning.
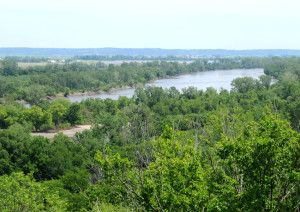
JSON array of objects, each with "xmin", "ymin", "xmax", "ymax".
[
  {"xmin": 73, "ymin": 54, "xmax": 192, "ymax": 61},
  {"xmin": 3, "ymin": 56, "xmax": 55, "ymax": 63}
]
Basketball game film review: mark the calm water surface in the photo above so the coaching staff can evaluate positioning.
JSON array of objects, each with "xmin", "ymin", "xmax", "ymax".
[{"xmin": 68, "ymin": 68, "xmax": 264, "ymax": 102}]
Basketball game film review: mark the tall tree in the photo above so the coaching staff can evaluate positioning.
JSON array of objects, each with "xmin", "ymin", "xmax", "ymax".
[{"xmin": 217, "ymin": 110, "xmax": 300, "ymax": 211}]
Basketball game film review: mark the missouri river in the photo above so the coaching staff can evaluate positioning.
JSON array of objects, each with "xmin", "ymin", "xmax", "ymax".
[{"xmin": 68, "ymin": 68, "xmax": 265, "ymax": 102}]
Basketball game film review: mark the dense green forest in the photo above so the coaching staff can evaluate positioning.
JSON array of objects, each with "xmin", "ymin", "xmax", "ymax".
[{"xmin": 0, "ymin": 57, "xmax": 299, "ymax": 211}]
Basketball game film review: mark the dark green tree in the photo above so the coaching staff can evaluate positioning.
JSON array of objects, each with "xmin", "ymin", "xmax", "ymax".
[{"xmin": 65, "ymin": 103, "xmax": 82, "ymax": 126}]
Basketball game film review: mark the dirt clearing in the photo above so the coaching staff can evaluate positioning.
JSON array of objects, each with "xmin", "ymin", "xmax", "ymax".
[{"xmin": 31, "ymin": 124, "xmax": 92, "ymax": 139}]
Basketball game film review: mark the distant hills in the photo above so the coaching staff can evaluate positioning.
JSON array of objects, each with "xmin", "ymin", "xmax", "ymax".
[{"xmin": 1, "ymin": 47, "xmax": 300, "ymax": 56}]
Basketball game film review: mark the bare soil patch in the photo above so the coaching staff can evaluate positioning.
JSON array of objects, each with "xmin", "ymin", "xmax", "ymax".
[{"xmin": 31, "ymin": 124, "xmax": 91, "ymax": 139}]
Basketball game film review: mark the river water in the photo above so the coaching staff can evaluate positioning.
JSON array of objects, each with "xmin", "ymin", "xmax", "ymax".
[{"xmin": 67, "ymin": 68, "xmax": 265, "ymax": 102}]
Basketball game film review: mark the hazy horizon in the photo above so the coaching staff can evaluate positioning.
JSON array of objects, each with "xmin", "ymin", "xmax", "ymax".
[{"xmin": 1, "ymin": 47, "xmax": 300, "ymax": 50}]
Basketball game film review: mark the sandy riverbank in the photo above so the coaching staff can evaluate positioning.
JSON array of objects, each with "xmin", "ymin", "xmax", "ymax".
[
  {"xmin": 13, "ymin": 71, "xmax": 194, "ymax": 105},
  {"xmin": 57, "ymin": 83, "xmax": 144, "ymax": 98},
  {"xmin": 31, "ymin": 124, "xmax": 92, "ymax": 139}
]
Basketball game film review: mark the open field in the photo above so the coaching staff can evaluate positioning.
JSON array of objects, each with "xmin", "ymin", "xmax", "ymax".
[
  {"xmin": 18, "ymin": 62, "xmax": 52, "ymax": 68},
  {"xmin": 77, "ymin": 60, "xmax": 99, "ymax": 64}
]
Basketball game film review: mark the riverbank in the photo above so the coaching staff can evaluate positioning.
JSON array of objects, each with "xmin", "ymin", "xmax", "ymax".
[
  {"xmin": 64, "ymin": 72, "xmax": 192, "ymax": 98},
  {"xmin": 62, "ymin": 83, "xmax": 144, "ymax": 98},
  {"xmin": 13, "ymin": 68, "xmax": 265, "ymax": 106},
  {"xmin": 31, "ymin": 124, "xmax": 92, "ymax": 139}
]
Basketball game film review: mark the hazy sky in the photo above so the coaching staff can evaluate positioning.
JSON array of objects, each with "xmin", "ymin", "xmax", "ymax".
[{"xmin": 1, "ymin": 0, "xmax": 300, "ymax": 49}]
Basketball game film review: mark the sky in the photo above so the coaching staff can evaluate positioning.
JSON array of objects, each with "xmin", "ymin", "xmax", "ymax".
[{"xmin": 1, "ymin": 0, "xmax": 300, "ymax": 49}]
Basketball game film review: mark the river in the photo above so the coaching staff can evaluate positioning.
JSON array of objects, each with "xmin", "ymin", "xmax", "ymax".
[{"xmin": 67, "ymin": 68, "xmax": 265, "ymax": 103}]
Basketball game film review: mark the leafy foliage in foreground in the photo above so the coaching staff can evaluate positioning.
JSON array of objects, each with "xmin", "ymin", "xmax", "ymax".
[
  {"xmin": 0, "ymin": 172, "xmax": 66, "ymax": 211},
  {"xmin": 95, "ymin": 112, "xmax": 300, "ymax": 211},
  {"xmin": 96, "ymin": 127, "xmax": 208, "ymax": 211},
  {"xmin": 216, "ymin": 111, "xmax": 300, "ymax": 211}
]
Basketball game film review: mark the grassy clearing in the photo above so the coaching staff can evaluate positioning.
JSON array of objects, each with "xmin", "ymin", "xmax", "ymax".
[
  {"xmin": 18, "ymin": 62, "xmax": 50, "ymax": 68},
  {"xmin": 77, "ymin": 60, "xmax": 99, "ymax": 65}
]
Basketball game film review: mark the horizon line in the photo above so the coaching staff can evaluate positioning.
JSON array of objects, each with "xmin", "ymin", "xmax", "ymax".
[{"xmin": 1, "ymin": 47, "xmax": 300, "ymax": 51}]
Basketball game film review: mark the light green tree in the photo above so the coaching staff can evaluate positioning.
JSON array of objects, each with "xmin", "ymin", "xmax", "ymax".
[
  {"xmin": 49, "ymin": 103, "xmax": 67, "ymax": 130},
  {"xmin": 231, "ymin": 77, "xmax": 258, "ymax": 93},
  {"xmin": 217, "ymin": 109, "xmax": 300, "ymax": 211},
  {"xmin": 0, "ymin": 172, "xmax": 66, "ymax": 211},
  {"xmin": 95, "ymin": 126, "xmax": 209, "ymax": 211},
  {"xmin": 22, "ymin": 106, "xmax": 53, "ymax": 131}
]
